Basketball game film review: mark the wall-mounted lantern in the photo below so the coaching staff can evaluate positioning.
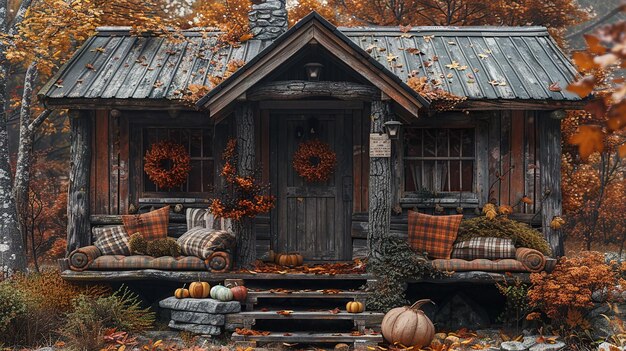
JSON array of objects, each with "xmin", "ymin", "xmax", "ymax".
[
  {"xmin": 304, "ymin": 63, "xmax": 324, "ymax": 81},
  {"xmin": 383, "ymin": 120, "xmax": 403, "ymax": 140}
]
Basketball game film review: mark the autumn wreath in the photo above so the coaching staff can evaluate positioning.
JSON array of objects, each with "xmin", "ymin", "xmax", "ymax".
[
  {"xmin": 144, "ymin": 140, "xmax": 191, "ymax": 189},
  {"xmin": 292, "ymin": 139, "xmax": 337, "ymax": 183}
]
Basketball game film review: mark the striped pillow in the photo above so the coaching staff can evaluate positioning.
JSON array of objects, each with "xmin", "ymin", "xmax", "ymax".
[
  {"xmin": 186, "ymin": 208, "xmax": 233, "ymax": 231},
  {"xmin": 451, "ymin": 237, "xmax": 516, "ymax": 260},
  {"xmin": 408, "ymin": 211, "xmax": 463, "ymax": 259},
  {"xmin": 177, "ymin": 227, "xmax": 236, "ymax": 259},
  {"xmin": 93, "ymin": 225, "xmax": 131, "ymax": 255}
]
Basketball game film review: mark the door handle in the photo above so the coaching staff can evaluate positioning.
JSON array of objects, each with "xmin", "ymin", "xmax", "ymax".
[{"xmin": 342, "ymin": 176, "xmax": 352, "ymax": 202}]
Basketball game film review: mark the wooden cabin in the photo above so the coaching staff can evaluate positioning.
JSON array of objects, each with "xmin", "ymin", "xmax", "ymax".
[{"xmin": 40, "ymin": 10, "xmax": 582, "ymax": 269}]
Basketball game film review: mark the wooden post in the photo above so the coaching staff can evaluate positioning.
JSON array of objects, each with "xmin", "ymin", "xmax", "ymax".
[
  {"xmin": 66, "ymin": 110, "xmax": 92, "ymax": 254},
  {"xmin": 367, "ymin": 101, "xmax": 392, "ymax": 265},
  {"xmin": 234, "ymin": 103, "xmax": 256, "ymax": 268},
  {"xmin": 538, "ymin": 113, "xmax": 563, "ymax": 257}
]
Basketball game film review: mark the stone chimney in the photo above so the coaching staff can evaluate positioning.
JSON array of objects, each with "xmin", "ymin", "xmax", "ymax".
[{"xmin": 248, "ymin": 0, "xmax": 288, "ymax": 40}]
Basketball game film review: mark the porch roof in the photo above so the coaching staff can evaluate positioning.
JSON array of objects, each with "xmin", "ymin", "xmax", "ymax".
[{"xmin": 39, "ymin": 12, "xmax": 582, "ymax": 111}]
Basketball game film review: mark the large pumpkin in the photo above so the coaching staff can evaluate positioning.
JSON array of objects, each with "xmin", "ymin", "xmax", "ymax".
[
  {"xmin": 381, "ymin": 299, "xmax": 435, "ymax": 348},
  {"xmin": 210, "ymin": 285, "xmax": 233, "ymax": 301},
  {"xmin": 276, "ymin": 253, "xmax": 304, "ymax": 267},
  {"xmin": 189, "ymin": 281, "xmax": 210, "ymax": 298},
  {"xmin": 230, "ymin": 285, "xmax": 248, "ymax": 302}
]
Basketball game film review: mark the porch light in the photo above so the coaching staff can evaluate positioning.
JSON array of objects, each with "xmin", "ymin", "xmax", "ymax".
[
  {"xmin": 383, "ymin": 120, "xmax": 403, "ymax": 140},
  {"xmin": 304, "ymin": 63, "xmax": 324, "ymax": 81}
]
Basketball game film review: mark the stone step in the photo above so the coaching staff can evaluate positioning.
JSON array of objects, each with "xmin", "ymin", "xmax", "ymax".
[
  {"xmin": 231, "ymin": 331, "xmax": 382, "ymax": 346},
  {"xmin": 226, "ymin": 310, "xmax": 384, "ymax": 332},
  {"xmin": 244, "ymin": 289, "xmax": 368, "ymax": 311}
]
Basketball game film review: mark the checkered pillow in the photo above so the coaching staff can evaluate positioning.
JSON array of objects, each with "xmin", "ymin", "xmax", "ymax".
[
  {"xmin": 177, "ymin": 227, "xmax": 236, "ymax": 259},
  {"xmin": 451, "ymin": 237, "xmax": 516, "ymax": 260},
  {"xmin": 186, "ymin": 208, "xmax": 233, "ymax": 231},
  {"xmin": 122, "ymin": 206, "xmax": 170, "ymax": 241},
  {"xmin": 408, "ymin": 211, "xmax": 463, "ymax": 259},
  {"xmin": 93, "ymin": 225, "xmax": 131, "ymax": 255}
]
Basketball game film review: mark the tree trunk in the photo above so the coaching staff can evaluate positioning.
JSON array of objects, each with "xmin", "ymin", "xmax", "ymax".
[
  {"xmin": 0, "ymin": 98, "xmax": 26, "ymax": 277},
  {"xmin": 234, "ymin": 103, "xmax": 256, "ymax": 268},
  {"xmin": 14, "ymin": 62, "xmax": 38, "ymax": 233},
  {"xmin": 367, "ymin": 100, "xmax": 392, "ymax": 266},
  {"xmin": 66, "ymin": 110, "xmax": 92, "ymax": 254},
  {"xmin": 538, "ymin": 113, "xmax": 563, "ymax": 257}
]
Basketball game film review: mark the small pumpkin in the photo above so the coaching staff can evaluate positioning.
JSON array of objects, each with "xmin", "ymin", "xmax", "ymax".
[
  {"xmin": 267, "ymin": 250, "xmax": 277, "ymax": 263},
  {"xmin": 276, "ymin": 253, "xmax": 304, "ymax": 267},
  {"xmin": 346, "ymin": 301, "xmax": 364, "ymax": 313},
  {"xmin": 189, "ymin": 281, "xmax": 210, "ymax": 298},
  {"xmin": 174, "ymin": 285, "xmax": 190, "ymax": 299},
  {"xmin": 211, "ymin": 285, "xmax": 233, "ymax": 301},
  {"xmin": 381, "ymin": 299, "xmax": 435, "ymax": 348},
  {"xmin": 230, "ymin": 285, "xmax": 248, "ymax": 302}
]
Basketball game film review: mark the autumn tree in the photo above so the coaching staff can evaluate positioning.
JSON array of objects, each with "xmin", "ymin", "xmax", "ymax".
[
  {"xmin": 0, "ymin": 0, "xmax": 174, "ymax": 276},
  {"xmin": 563, "ymin": 14, "xmax": 626, "ymax": 252}
]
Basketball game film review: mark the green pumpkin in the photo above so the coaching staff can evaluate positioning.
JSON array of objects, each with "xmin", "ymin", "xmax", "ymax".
[{"xmin": 210, "ymin": 285, "xmax": 233, "ymax": 301}]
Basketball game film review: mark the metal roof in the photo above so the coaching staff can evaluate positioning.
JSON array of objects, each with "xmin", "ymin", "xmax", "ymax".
[
  {"xmin": 341, "ymin": 26, "xmax": 581, "ymax": 101},
  {"xmin": 40, "ymin": 20, "xmax": 581, "ymax": 106}
]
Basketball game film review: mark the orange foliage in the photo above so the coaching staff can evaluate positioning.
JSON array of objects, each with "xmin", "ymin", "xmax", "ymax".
[
  {"xmin": 143, "ymin": 141, "xmax": 192, "ymax": 190},
  {"xmin": 210, "ymin": 139, "xmax": 275, "ymax": 220},
  {"xmin": 243, "ymin": 259, "xmax": 366, "ymax": 275},
  {"xmin": 528, "ymin": 252, "xmax": 623, "ymax": 322},
  {"xmin": 567, "ymin": 20, "xmax": 626, "ymax": 161}
]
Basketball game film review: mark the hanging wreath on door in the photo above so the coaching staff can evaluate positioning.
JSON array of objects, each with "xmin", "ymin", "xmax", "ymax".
[
  {"xmin": 144, "ymin": 140, "xmax": 191, "ymax": 189},
  {"xmin": 292, "ymin": 139, "xmax": 337, "ymax": 183}
]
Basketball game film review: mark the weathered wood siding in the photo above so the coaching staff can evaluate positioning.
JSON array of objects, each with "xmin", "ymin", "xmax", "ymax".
[{"xmin": 351, "ymin": 110, "xmax": 552, "ymax": 258}]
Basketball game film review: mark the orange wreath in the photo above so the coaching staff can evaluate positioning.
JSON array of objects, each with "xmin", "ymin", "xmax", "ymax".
[
  {"xmin": 144, "ymin": 140, "xmax": 191, "ymax": 189},
  {"xmin": 292, "ymin": 139, "xmax": 337, "ymax": 183}
]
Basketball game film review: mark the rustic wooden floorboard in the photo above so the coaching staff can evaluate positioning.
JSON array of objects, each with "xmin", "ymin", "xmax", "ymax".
[{"xmin": 60, "ymin": 269, "xmax": 374, "ymax": 282}]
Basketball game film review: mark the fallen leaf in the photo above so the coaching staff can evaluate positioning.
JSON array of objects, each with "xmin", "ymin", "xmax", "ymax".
[
  {"xmin": 569, "ymin": 125, "xmax": 605, "ymax": 160},
  {"xmin": 549, "ymin": 82, "xmax": 562, "ymax": 92}
]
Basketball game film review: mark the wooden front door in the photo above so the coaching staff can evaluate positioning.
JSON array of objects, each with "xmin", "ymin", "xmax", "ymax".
[{"xmin": 270, "ymin": 111, "xmax": 353, "ymax": 262}]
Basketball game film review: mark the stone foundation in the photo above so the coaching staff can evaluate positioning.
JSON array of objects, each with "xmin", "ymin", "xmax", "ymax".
[{"xmin": 159, "ymin": 297, "xmax": 241, "ymax": 337}]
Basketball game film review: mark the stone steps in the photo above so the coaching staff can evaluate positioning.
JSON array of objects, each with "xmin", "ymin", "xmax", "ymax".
[
  {"xmin": 231, "ymin": 331, "xmax": 383, "ymax": 346},
  {"xmin": 226, "ymin": 310, "xmax": 384, "ymax": 331},
  {"xmin": 244, "ymin": 289, "xmax": 368, "ymax": 311}
]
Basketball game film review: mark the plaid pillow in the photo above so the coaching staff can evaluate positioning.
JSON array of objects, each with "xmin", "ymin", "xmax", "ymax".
[
  {"xmin": 408, "ymin": 211, "xmax": 463, "ymax": 259},
  {"xmin": 94, "ymin": 225, "xmax": 131, "ymax": 255},
  {"xmin": 177, "ymin": 227, "xmax": 236, "ymax": 259},
  {"xmin": 186, "ymin": 208, "xmax": 233, "ymax": 231},
  {"xmin": 122, "ymin": 206, "xmax": 170, "ymax": 241},
  {"xmin": 451, "ymin": 237, "xmax": 516, "ymax": 260}
]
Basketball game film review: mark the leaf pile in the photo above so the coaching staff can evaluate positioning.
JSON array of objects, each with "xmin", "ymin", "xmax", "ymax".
[{"xmin": 241, "ymin": 259, "xmax": 366, "ymax": 275}]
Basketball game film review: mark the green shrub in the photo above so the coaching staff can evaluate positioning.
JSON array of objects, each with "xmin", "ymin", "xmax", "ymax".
[
  {"xmin": 0, "ymin": 283, "xmax": 27, "ymax": 334},
  {"xmin": 367, "ymin": 236, "xmax": 443, "ymax": 311},
  {"xmin": 61, "ymin": 286, "xmax": 155, "ymax": 351},
  {"xmin": 457, "ymin": 216, "xmax": 552, "ymax": 256}
]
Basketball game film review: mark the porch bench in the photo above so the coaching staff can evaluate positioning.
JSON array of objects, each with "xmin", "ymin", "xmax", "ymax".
[{"xmin": 67, "ymin": 245, "xmax": 232, "ymax": 273}]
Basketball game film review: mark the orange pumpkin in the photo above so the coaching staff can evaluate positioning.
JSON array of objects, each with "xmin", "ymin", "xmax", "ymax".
[
  {"xmin": 346, "ymin": 301, "xmax": 364, "ymax": 313},
  {"xmin": 381, "ymin": 299, "xmax": 435, "ymax": 348},
  {"xmin": 230, "ymin": 285, "xmax": 248, "ymax": 301},
  {"xmin": 276, "ymin": 253, "xmax": 304, "ymax": 267},
  {"xmin": 174, "ymin": 286, "xmax": 190, "ymax": 299},
  {"xmin": 189, "ymin": 281, "xmax": 210, "ymax": 298}
]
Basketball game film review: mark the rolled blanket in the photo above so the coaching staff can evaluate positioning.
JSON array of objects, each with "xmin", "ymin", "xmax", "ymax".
[
  {"xmin": 516, "ymin": 247, "xmax": 546, "ymax": 272},
  {"xmin": 68, "ymin": 245, "xmax": 102, "ymax": 271},
  {"xmin": 206, "ymin": 251, "xmax": 231, "ymax": 273}
]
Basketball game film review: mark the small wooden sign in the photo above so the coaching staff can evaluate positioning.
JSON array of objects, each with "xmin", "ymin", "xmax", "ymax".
[{"xmin": 369, "ymin": 133, "xmax": 391, "ymax": 157}]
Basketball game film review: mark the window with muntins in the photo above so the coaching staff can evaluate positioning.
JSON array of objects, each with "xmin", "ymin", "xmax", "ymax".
[
  {"xmin": 142, "ymin": 127, "xmax": 214, "ymax": 195},
  {"xmin": 403, "ymin": 127, "xmax": 475, "ymax": 194}
]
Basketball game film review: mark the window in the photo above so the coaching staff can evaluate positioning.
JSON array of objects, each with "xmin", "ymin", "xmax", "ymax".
[
  {"xmin": 142, "ymin": 127, "xmax": 214, "ymax": 195},
  {"xmin": 403, "ymin": 128, "xmax": 475, "ymax": 194}
]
